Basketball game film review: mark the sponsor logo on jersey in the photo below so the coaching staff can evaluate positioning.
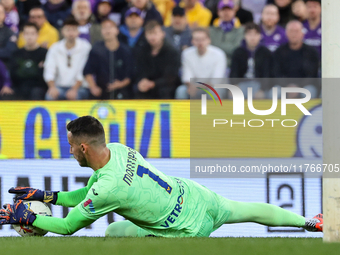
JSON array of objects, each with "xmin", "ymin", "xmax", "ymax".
[
  {"xmin": 160, "ymin": 179, "xmax": 185, "ymax": 228},
  {"xmin": 84, "ymin": 199, "xmax": 92, "ymax": 207},
  {"xmin": 83, "ymin": 199, "xmax": 95, "ymax": 213}
]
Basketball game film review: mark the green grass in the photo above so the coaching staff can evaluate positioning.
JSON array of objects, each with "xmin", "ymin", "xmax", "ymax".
[{"xmin": 1, "ymin": 237, "xmax": 339, "ymax": 255}]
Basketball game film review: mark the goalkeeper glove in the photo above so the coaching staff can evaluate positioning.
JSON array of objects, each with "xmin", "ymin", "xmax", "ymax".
[
  {"xmin": 0, "ymin": 200, "xmax": 36, "ymax": 225},
  {"xmin": 8, "ymin": 187, "xmax": 59, "ymax": 204}
]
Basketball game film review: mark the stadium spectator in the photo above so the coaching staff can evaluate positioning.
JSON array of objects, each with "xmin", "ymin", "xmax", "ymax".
[
  {"xmin": 261, "ymin": 4, "xmax": 287, "ymax": 52},
  {"xmin": 152, "ymin": 0, "xmax": 175, "ymax": 21},
  {"xmin": 76, "ymin": 0, "xmax": 96, "ymax": 11},
  {"xmin": 121, "ymin": 0, "xmax": 163, "ymax": 26},
  {"xmin": 164, "ymin": 6, "xmax": 192, "ymax": 52},
  {"xmin": 135, "ymin": 20, "xmax": 180, "ymax": 99},
  {"xmin": 209, "ymin": 0, "xmax": 244, "ymax": 65},
  {"xmin": 2, "ymin": 0, "xmax": 19, "ymax": 34},
  {"xmin": 242, "ymin": 0, "xmax": 266, "ymax": 23},
  {"xmin": 303, "ymin": 0, "xmax": 321, "ymax": 58},
  {"xmin": 94, "ymin": 0, "xmax": 117, "ymax": 23},
  {"xmin": 71, "ymin": 0, "xmax": 103, "ymax": 45},
  {"xmin": 176, "ymin": 27, "xmax": 227, "ymax": 99},
  {"xmin": 272, "ymin": 20, "xmax": 319, "ymax": 98},
  {"xmin": 43, "ymin": 0, "xmax": 72, "ymax": 29},
  {"xmin": 44, "ymin": 18, "xmax": 91, "ymax": 100},
  {"xmin": 118, "ymin": 7, "xmax": 147, "ymax": 54},
  {"xmin": 234, "ymin": 0, "xmax": 253, "ymax": 25},
  {"xmin": 230, "ymin": 22, "xmax": 272, "ymax": 98},
  {"xmin": 0, "ymin": 59, "xmax": 13, "ymax": 100},
  {"xmin": 204, "ymin": 0, "xmax": 219, "ymax": 24},
  {"xmin": 17, "ymin": 7, "xmax": 59, "ymax": 49},
  {"xmin": 16, "ymin": 0, "xmax": 42, "ymax": 27},
  {"xmin": 83, "ymin": 19, "xmax": 133, "ymax": 99},
  {"xmin": 10, "ymin": 22, "xmax": 48, "ymax": 100},
  {"xmin": 164, "ymin": 0, "xmax": 212, "ymax": 27},
  {"xmin": 0, "ymin": 3, "xmax": 17, "ymax": 66},
  {"xmin": 111, "ymin": 0, "xmax": 128, "ymax": 14},
  {"xmin": 205, "ymin": 0, "xmax": 253, "ymax": 26},
  {"xmin": 292, "ymin": 0, "xmax": 308, "ymax": 22},
  {"xmin": 274, "ymin": 0, "xmax": 295, "ymax": 27}
]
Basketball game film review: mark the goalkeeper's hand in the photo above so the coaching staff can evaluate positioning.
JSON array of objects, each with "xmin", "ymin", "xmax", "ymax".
[
  {"xmin": 8, "ymin": 187, "xmax": 58, "ymax": 204},
  {"xmin": 0, "ymin": 200, "xmax": 36, "ymax": 225}
]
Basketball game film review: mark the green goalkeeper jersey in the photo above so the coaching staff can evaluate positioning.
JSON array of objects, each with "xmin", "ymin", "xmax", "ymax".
[
  {"xmin": 74, "ymin": 143, "xmax": 210, "ymax": 237},
  {"xmin": 32, "ymin": 143, "xmax": 307, "ymax": 237}
]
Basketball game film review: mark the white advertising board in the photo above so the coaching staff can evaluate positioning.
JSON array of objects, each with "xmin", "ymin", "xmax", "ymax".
[{"xmin": 0, "ymin": 158, "xmax": 322, "ymax": 237}]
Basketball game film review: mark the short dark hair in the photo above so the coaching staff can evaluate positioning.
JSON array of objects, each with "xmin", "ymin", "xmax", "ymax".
[
  {"xmin": 244, "ymin": 22, "xmax": 261, "ymax": 34},
  {"xmin": 144, "ymin": 20, "xmax": 162, "ymax": 32},
  {"xmin": 23, "ymin": 22, "xmax": 39, "ymax": 32},
  {"xmin": 101, "ymin": 18, "xmax": 117, "ymax": 27},
  {"xmin": 191, "ymin": 27, "xmax": 210, "ymax": 38},
  {"xmin": 62, "ymin": 17, "xmax": 79, "ymax": 27},
  {"xmin": 67, "ymin": 116, "xmax": 106, "ymax": 146}
]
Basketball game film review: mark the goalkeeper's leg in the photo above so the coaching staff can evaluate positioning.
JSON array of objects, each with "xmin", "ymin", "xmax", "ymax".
[
  {"xmin": 215, "ymin": 196, "xmax": 322, "ymax": 232},
  {"xmin": 105, "ymin": 220, "xmax": 152, "ymax": 237},
  {"xmin": 224, "ymin": 199, "xmax": 305, "ymax": 227}
]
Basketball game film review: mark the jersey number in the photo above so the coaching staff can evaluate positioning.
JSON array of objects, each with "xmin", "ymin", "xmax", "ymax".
[{"xmin": 137, "ymin": 165, "xmax": 172, "ymax": 194}]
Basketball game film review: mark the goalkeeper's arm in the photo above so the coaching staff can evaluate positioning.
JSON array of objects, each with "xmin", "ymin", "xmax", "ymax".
[
  {"xmin": 9, "ymin": 175, "xmax": 96, "ymax": 207},
  {"xmin": 55, "ymin": 187, "xmax": 88, "ymax": 207},
  {"xmin": 56, "ymin": 174, "xmax": 97, "ymax": 207},
  {"xmin": 33, "ymin": 206, "xmax": 95, "ymax": 235}
]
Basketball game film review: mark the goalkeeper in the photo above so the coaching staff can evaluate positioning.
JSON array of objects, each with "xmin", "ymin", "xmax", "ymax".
[{"xmin": 0, "ymin": 116, "xmax": 323, "ymax": 237}]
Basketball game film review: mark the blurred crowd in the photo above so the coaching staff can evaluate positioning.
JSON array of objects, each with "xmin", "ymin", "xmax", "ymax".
[{"xmin": 0, "ymin": 0, "xmax": 321, "ymax": 100}]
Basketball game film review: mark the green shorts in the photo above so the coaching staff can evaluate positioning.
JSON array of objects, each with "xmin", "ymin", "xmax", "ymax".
[{"xmin": 194, "ymin": 191, "xmax": 232, "ymax": 237}]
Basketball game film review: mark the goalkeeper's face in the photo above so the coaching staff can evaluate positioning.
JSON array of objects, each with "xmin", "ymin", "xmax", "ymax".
[{"xmin": 67, "ymin": 132, "xmax": 88, "ymax": 167}]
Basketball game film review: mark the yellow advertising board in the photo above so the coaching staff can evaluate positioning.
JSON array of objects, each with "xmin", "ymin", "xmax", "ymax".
[
  {"xmin": 0, "ymin": 100, "xmax": 321, "ymax": 159},
  {"xmin": 0, "ymin": 101, "xmax": 189, "ymax": 159}
]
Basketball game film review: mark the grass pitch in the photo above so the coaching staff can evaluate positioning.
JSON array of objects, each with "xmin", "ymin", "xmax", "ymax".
[{"xmin": 1, "ymin": 237, "xmax": 339, "ymax": 255}]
